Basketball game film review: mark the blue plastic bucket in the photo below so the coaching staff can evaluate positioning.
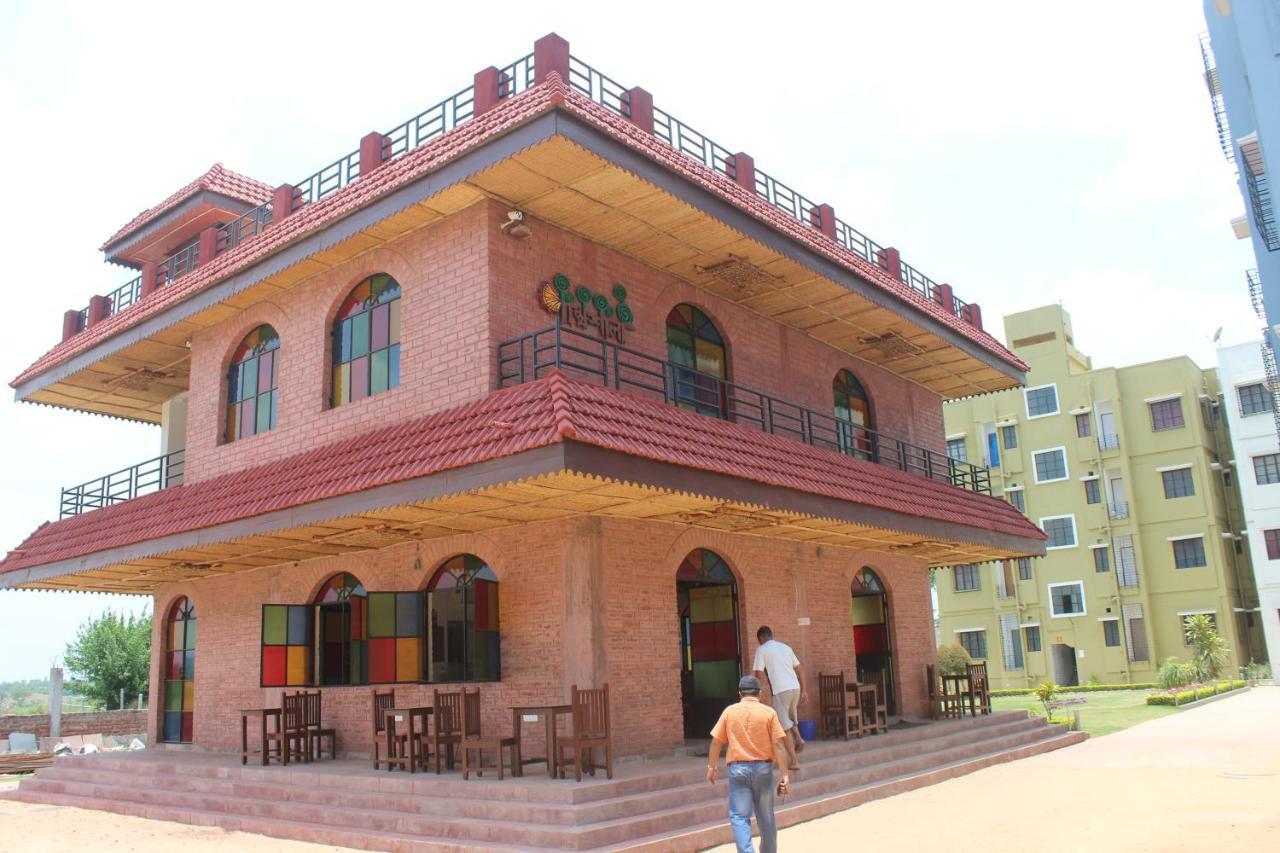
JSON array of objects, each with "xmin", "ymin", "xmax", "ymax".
[{"xmin": 798, "ymin": 720, "xmax": 817, "ymax": 741}]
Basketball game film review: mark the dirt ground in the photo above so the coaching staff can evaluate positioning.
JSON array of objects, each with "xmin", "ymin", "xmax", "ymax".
[{"xmin": 711, "ymin": 685, "xmax": 1280, "ymax": 852}]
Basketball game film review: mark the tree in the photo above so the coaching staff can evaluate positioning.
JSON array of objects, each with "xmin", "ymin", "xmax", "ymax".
[
  {"xmin": 63, "ymin": 610, "xmax": 152, "ymax": 710},
  {"xmin": 1182, "ymin": 614, "xmax": 1229, "ymax": 681},
  {"xmin": 936, "ymin": 643, "xmax": 973, "ymax": 675}
]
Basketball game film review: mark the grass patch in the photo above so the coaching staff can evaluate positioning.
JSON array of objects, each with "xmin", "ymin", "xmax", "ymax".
[{"xmin": 992, "ymin": 688, "xmax": 1178, "ymax": 738}]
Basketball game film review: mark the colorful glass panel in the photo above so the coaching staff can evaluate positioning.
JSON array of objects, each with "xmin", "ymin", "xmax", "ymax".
[
  {"xmin": 366, "ymin": 591, "xmax": 425, "ymax": 683},
  {"xmin": 225, "ymin": 325, "xmax": 280, "ymax": 442},
  {"xmin": 851, "ymin": 567, "xmax": 885, "ymax": 596},
  {"xmin": 313, "ymin": 574, "xmax": 367, "ymax": 685},
  {"xmin": 162, "ymin": 597, "xmax": 196, "ymax": 743},
  {"xmin": 833, "ymin": 368, "xmax": 874, "ymax": 457},
  {"xmin": 666, "ymin": 304, "xmax": 728, "ymax": 418},
  {"xmin": 260, "ymin": 605, "xmax": 313, "ymax": 687},
  {"xmin": 426, "ymin": 555, "xmax": 500, "ymax": 683},
  {"xmin": 332, "ymin": 274, "xmax": 402, "ymax": 407}
]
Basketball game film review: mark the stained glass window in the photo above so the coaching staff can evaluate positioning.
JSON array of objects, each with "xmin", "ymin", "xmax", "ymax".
[
  {"xmin": 427, "ymin": 555, "xmax": 500, "ymax": 682},
  {"xmin": 666, "ymin": 304, "xmax": 728, "ymax": 418},
  {"xmin": 833, "ymin": 369, "xmax": 874, "ymax": 457},
  {"xmin": 225, "ymin": 325, "xmax": 280, "ymax": 442},
  {"xmin": 163, "ymin": 597, "xmax": 196, "ymax": 743},
  {"xmin": 368, "ymin": 591, "xmax": 425, "ymax": 683},
  {"xmin": 261, "ymin": 604, "xmax": 314, "ymax": 687},
  {"xmin": 314, "ymin": 573, "xmax": 367, "ymax": 685},
  {"xmin": 850, "ymin": 567, "xmax": 884, "ymax": 596},
  {"xmin": 676, "ymin": 549, "xmax": 739, "ymax": 702},
  {"xmin": 332, "ymin": 273, "xmax": 402, "ymax": 407}
]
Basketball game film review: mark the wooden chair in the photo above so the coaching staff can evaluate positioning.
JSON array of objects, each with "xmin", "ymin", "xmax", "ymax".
[
  {"xmin": 938, "ymin": 672, "xmax": 966, "ymax": 719},
  {"xmin": 555, "ymin": 684, "xmax": 614, "ymax": 782},
  {"xmin": 862, "ymin": 671, "xmax": 889, "ymax": 735},
  {"xmin": 965, "ymin": 662, "xmax": 992, "ymax": 716},
  {"xmin": 460, "ymin": 688, "xmax": 521, "ymax": 780},
  {"xmin": 432, "ymin": 689, "xmax": 463, "ymax": 774},
  {"xmin": 817, "ymin": 672, "xmax": 862, "ymax": 739},
  {"xmin": 298, "ymin": 690, "xmax": 336, "ymax": 760},
  {"xmin": 372, "ymin": 689, "xmax": 409, "ymax": 771},
  {"xmin": 265, "ymin": 693, "xmax": 309, "ymax": 765},
  {"xmin": 926, "ymin": 664, "xmax": 942, "ymax": 721}
]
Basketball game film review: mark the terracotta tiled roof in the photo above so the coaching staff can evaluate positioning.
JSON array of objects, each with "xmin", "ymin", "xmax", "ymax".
[
  {"xmin": 99, "ymin": 163, "xmax": 273, "ymax": 252},
  {"xmin": 16, "ymin": 72, "xmax": 1024, "ymax": 390},
  {"xmin": 0, "ymin": 373, "xmax": 1043, "ymax": 578}
]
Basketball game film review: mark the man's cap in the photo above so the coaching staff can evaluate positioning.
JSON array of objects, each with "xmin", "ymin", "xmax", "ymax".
[{"xmin": 738, "ymin": 675, "xmax": 762, "ymax": 693}]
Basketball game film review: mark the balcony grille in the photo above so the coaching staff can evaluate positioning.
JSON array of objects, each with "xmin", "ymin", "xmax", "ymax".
[
  {"xmin": 1108, "ymin": 502, "xmax": 1129, "ymax": 521},
  {"xmin": 1240, "ymin": 135, "xmax": 1280, "ymax": 252},
  {"xmin": 1198, "ymin": 33, "xmax": 1234, "ymax": 162},
  {"xmin": 60, "ymin": 449, "xmax": 185, "ymax": 518}
]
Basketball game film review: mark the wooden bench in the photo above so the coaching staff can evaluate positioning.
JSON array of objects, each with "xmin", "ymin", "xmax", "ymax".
[{"xmin": 1045, "ymin": 696, "xmax": 1086, "ymax": 729}]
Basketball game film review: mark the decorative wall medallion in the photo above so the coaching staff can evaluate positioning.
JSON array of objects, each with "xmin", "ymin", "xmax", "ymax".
[{"xmin": 536, "ymin": 273, "xmax": 635, "ymax": 343}]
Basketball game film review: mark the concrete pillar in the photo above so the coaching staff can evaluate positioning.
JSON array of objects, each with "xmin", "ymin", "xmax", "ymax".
[
  {"xmin": 359, "ymin": 131, "xmax": 386, "ymax": 178},
  {"xmin": 732, "ymin": 152, "xmax": 756, "ymax": 193},
  {"xmin": 563, "ymin": 517, "xmax": 608, "ymax": 692},
  {"xmin": 624, "ymin": 86, "xmax": 654, "ymax": 133},
  {"xmin": 272, "ymin": 183, "xmax": 295, "ymax": 220},
  {"xmin": 962, "ymin": 302, "xmax": 984, "ymax": 330},
  {"xmin": 197, "ymin": 226, "xmax": 218, "ymax": 266},
  {"xmin": 935, "ymin": 282, "xmax": 955, "ymax": 312},
  {"xmin": 812, "ymin": 203, "xmax": 836, "ymax": 240},
  {"xmin": 139, "ymin": 262, "xmax": 159, "ymax": 299},
  {"xmin": 877, "ymin": 246, "xmax": 903, "ymax": 281},
  {"xmin": 534, "ymin": 33, "xmax": 570, "ymax": 84},
  {"xmin": 87, "ymin": 294, "xmax": 111, "ymax": 327},
  {"xmin": 61, "ymin": 310, "xmax": 81, "ymax": 341},
  {"xmin": 161, "ymin": 391, "xmax": 189, "ymax": 457},
  {"xmin": 474, "ymin": 66, "xmax": 502, "ymax": 115},
  {"xmin": 49, "ymin": 667, "xmax": 63, "ymax": 739}
]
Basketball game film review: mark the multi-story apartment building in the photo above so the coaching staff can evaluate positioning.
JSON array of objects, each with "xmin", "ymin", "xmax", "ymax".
[
  {"xmin": 1217, "ymin": 340, "xmax": 1280, "ymax": 667},
  {"xmin": 0, "ymin": 34, "xmax": 1044, "ymax": 757},
  {"xmin": 938, "ymin": 305, "xmax": 1263, "ymax": 688}
]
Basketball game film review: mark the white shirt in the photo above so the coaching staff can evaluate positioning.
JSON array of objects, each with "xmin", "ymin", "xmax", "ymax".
[{"xmin": 752, "ymin": 639, "xmax": 801, "ymax": 693}]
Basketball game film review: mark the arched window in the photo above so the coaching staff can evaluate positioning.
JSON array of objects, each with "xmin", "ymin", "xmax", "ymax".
[
  {"xmin": 851, "ymin": 566, "xmax": 884, "ymax": 595},
  {"xmin": 163, "ymin": 597, "xmax": 196, "ymax": 743},
  {"xmin": 676, "ymin": 549, "xmax": 740, "ymax": 737},
  {"xmin": 314, "ymin": 572, "xmax": 367, "ymax": 685},
  {"xmin": 666, "ymin": 304, "xmax": 728, "ymax": 418},
  {"xmin": 851, "ymin": 566, "xmax": 895, "ymax": 713},
  {"xmin": 332, "ymin": 273, "xmax": 402, "ymax": 407},
  {"xmin": 833, "ymin": 368, "xmax": 874, "ymax": 458},
  {"xmin": 426, "ymin": 555, "xmax": 500, "ymax": 682},
  {"xmin": 226, "ymin": 325, "xmax": 280, "ymax": 441}
]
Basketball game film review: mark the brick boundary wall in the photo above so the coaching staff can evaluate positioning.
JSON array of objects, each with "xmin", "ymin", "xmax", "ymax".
[{"xmin": 0, "ymin": 710, "xmax": 146, "ymax": 740}]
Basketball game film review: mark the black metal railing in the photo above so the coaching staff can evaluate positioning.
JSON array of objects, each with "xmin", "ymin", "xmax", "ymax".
[
  {"xmin": 59, "ymin": 449, "xmax": 185, "ymax": 518},
  {"xmin": 107, "ymin": 275, "xmax": 143, "ymax": 315},
  {"xmin": 568, "ymin": 55, "xmax": 630, "ymax": 117},
  {"xmin": 497, "ymin": 323, "xmax": 992, "ymax": 494},
  {"xmin": 217, "ymin": 203, "xmax": 273, "ymax": 253},
  {"xmin": 1243, "ymin": 154, "xmax": 1280, "ymax": 252},
  {"xmin": 1198, "ymin": 33, "xmax": 1234, "ymax": 162},
  {"xmin": 1248, "ymin": 269, "xmax": 1265, "ymax": 320}
]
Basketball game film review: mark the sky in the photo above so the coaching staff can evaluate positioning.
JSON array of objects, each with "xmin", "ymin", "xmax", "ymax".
[{"xmin": 0, "ymin": 0, "xmax": 1257, "ymax": 681}]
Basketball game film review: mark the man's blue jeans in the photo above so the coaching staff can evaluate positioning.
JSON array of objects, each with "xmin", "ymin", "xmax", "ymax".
[{"xmin": 727, "ymin": 760, "xmax": 777, "ymax": 853}]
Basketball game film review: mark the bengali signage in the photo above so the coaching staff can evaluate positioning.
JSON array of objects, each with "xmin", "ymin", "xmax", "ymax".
[{"xmin": 536, "ymin": 273, "xmax": 635, "ymax": 343}]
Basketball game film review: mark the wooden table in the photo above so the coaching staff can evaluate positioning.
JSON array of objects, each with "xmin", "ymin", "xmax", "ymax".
[
  {"xmin": 240, "ymin": 708, "xmax": 281, "ymax": 766},
  {"xmin": 511, "ymin": 704, "xmax": 572, "ymax": 778},
  {"xmin": 845, "ymin": 683, "xmax": 881, "ymax": 732},
  {"xmin": 384, "ymin": 707, "xmax": 433, "ymax": 773}
]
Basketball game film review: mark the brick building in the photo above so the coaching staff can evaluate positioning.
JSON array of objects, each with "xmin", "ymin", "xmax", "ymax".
[{"xmin": 0, "ymin": 34, "xmax": 1043, "ymax": 759}]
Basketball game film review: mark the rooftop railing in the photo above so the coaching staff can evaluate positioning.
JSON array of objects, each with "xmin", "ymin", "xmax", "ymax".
[
  {"xmin": 69, "ymin": 37, "xmax": 977, "ymax": 340},
  {"xmin": 59, "ymin": 449, "xmax": 184, "ymax": 518},
  {"xmin": 497, "ymin": 323, "xmax": 992, "ymax": 495}
]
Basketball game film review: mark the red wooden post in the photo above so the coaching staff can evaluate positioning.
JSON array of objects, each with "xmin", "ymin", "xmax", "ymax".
[
  {"xmin": 935, "ymin": 283, "xmax": 955, "ymax": 312},
  {"xmin": 87, "ymin": 295, "xmax": 111, "ymax": 327},
  {"xmin": 474, "ymin": 67, "xmax": 502, "ymax": 115},
  {"xmin": 139, "ymin": 262, "xmax": 159, "ymax": 299},
  {"xmin": 533, "ymin": 33, "xmax": 570, "ymax": 84},
  {"xmin": 197, "ymin": 226, "xmax": 218, "ymax": 266},
  {"xmin": 624, "ymin": 86, "xmax": 654, "ymax": 133},
  {"xmin": 732, "ymin": 152, "xmax": 756, "ymax": 193},
  {"xmin": 877, "ymin": 246, "xmax": 903, "ymax": 281},
  {"xmin": 962, "ymin": 302, "xmax": 984, "ymax": 329},
  {"xmin": 272, "ymin": 183, "xmax": 295, "ymax": 220},
  {"xmin": 359, "ymin": 131, "xmax": 386, "ymax": 178},
  {"xmin": 812, "ymin": 203, "xmax": 836, "ymax": 240},
  {"xmin": 62, "ymin": 310, "xmax": 82, "ymax": 340}
]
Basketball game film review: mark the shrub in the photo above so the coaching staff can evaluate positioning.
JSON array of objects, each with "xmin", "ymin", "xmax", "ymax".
[
  {"xmin": 989, "ymin": 682, "xmax": 1158, "ymax": 697},
  {"xmin": 1182, "ymin": 615, "xmax": 1229, "ymax": 681},
  {"xmin": 1242, "ymin": 660, "xmax": 1271, "ymax": 681},
  {"xmin": 1144, "ymin": 679, "xmax": 1248, "ymax": 706},
  {"xmin": 1157, "ymin": 657, "xmax": 1196, "ymax": 689},
  {"xmin": 1087, "ymin": 674, "xmax": 1102, "ymax": 687},
  {"xmin": 1032, "ymin": 680, "xmax": 1058, "ymax": 717},
  {"xmin": 936, "ymin": 643, "xmax": 973, "ymax": 676}
]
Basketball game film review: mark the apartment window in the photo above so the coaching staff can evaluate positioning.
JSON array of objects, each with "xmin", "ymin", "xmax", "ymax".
[
  {"xmin": 1001, "ymin": 425, "xmax": 1018, "ymax": 449},
  {"xmin": 999, "ymin": 613, "xmax": 1023, "ymax": 670},
  {"xmin": 225, "ymin": 325, "xmax": 280, "ymax": 442},
  {"xmin": 1092, "ymin": 547, "xmax": 1110, "ymax": 572},
  {"xmin": 1023, "ymin": 625, "xmax": 1042, "ymax": 652},
  {"xmin": 1075, "ymin": 413, "xmax": 1091, "ymax": 437},
  {"xmin": 1254, "ymin": 454, "xmax": 1280, "ymax": 485},
  {"xmin": 946, "ymin": 438, "xmax": 968, "ymax": 463},
  {"xmin": 1017, "ymin": 557, "xmax": 1033, "ymax": 580},
  {"xmin": 1006, "ymin": 489, "xmax": 1026, "ymax": 513},
  {"xmin": 956, "ymin": 630, "xmax": 987, "ymax": 660},
  {"xmin": 332, "ymin": 273, "xmax": 402, "ymax": 407},
  {"xmin": 1264, "ymin": 529, "xmax": 1280, "ymax": 559},
  {"xmin": 1161, "ymin": 467, "xmax": 1195, "ymax": 499},
  {"xmin": 953, "ymin": 564, "xmax": 980, "ymax": 591},
  {"xmin": 1041, "ymin": 515, "xmax": 1077, "ymax": 550},
  {"xmin": 1172, "ymin": 536, "xmax": 1207, "ymax": 569},
  {"xmin": 1148, "ymin": 398, "xmax": 1184, "ymax": 431},
  {"xmin": 1239, "ymin": 383, "xmax": 1273, "ymax": 417},
  {"xmin": 1123, "ymin": 603, "xmax": 1149, "ymax": 662},
  {"xmin": 1114, "ymin": 535, "xmax": 1139, "ymax": 588},
  {"xmin": 1180, "ymin": 613, "xmax": 1217, "ymax": 644},
  {"xmin": 1102, "ymin": 619, "xmax": 1121, "ymax": 647},
  {"xmin": 1025, "ymin": 385, "xmax": 1059, "ymax": 418},
  {"xmin": 1083, "ymin": 478, "xmax": 1101, "ymax": 504},
  {"xmin": 1032, "ymin": 448, "xmax": 1068, "ymax": 483},
  {"xmin": 1048, "ymin": 581, "xmax": 1086, "ymax": 617}
]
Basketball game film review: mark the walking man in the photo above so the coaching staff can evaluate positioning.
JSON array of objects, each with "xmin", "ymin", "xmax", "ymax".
[
  {"xmin": 707, "ymin": 675, "xmax": 790, "ymax": 853},
  {"xmin": 752, "ymin": 626, "xmax": 807, "ymax": 767}
]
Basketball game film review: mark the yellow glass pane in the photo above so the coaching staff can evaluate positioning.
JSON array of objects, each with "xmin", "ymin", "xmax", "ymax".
[
  {"xmin": 182, "ymin": 680, "xmax": 195, "ymax": 711},
  {"xmin": 225, "ymin": 404, "xmax": 238, "ymax": 443},
  {"xmin": 694, "ymin": 338, "xmax": 725, "ymax": 378},
  {"xmin": 286, "ymin": 646, "xmax": 308, "ymax": 686},
  {"xmin": 170, "ymin": 620, "xmax": 184, "ymax": 651},
  {"xmin": 389, "ymin": 299, "xmax": 401, "ymax": 346},
  {"xmin": 395, "ymin": 637, "xmax": 420, "ymax": 682},
  {"xmin": 333, "ymin": 363, "xmax": 349, "ymax": 406},
  {"xmin": 689, "ymin": 589, "xmax": 717, "ymax": 624},
  {"xmin": 713, "ymin": 594, "xmax": 735, "ymax": 622}
]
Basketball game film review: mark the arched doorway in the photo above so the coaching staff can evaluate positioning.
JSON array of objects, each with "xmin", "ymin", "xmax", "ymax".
[
  {"xmin": 314, "ymin": 572, "xmax": 367, "ymax": 685},
  {"xmin": 676, "ymin": 549, "xmax": 740, "ymax": 738},
  {"xmin": 666, "ymin": 304, "xmax": 728, "ymax": 419},
  {"xmin": 833, "ymin": 368, "xmax": 874, "ymax": 459},
  {"xmin": 162, "ymin": 597, "xmax": 196, "ymax": 743},
  {"xmin": 851, "ymin": 567, "xmax": 895, "ymax": 713}
]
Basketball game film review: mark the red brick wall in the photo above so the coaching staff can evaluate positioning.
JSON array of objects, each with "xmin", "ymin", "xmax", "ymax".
[{"xmin": 0, "ymin": 710, "xmax": 145, "ymax": 740}]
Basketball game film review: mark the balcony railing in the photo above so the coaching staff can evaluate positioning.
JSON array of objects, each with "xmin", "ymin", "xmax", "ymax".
[
  {"xmin": 68, "ymin": 42, "xmax": 981, "ymax": 338},
  {"xmin": 1108, "ymin": 502, "xmax": 1129, "ymax": 521},
  {"xmin": 497, "ymin": 323, "xmax": 992, "ymax": 495},
  {"xmin": 1097, "ymin": 433, "xmax": 1121, "ymax": 451},
  {"xmin": 60, "ymin": 449, "xmax": 185, "ymax": 519},
  {"xmin": 1198, "ymin": 32, "xmax": 1234, "ymax": 162}
]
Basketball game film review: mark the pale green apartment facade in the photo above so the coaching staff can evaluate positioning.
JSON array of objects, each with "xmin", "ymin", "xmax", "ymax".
[{"xmin": 938, "ymin": 305, "xmax": 1264, "ymax": 688}]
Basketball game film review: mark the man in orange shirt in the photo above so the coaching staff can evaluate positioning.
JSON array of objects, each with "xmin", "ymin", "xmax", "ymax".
[{"xmin": 706, "ymin": 675, "xmax": 790, "ymax": 853}]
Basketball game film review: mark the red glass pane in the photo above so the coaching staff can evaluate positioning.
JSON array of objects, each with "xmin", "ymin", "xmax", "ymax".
[
  {"xmin": 257, "ymin": 351, "xmax": 274, "ymax": 393},
  {"xmin": 369, "ymin": 637, "xmax": 396, "ymax": 683},
  {"xmin": 180, "ymin": 711, "xmax": 194, "ymax": 742},
  {"xmin": 262, "ymin": 646, "xmax": 286, "ymax": 686},
  {"xmin": 350, "ymin": 356, "xmax": 368, "ymax": 401},
  {"xmin": 713, "ymin": 620, "xmax": 738, "ymax": 659},
  {"xmin": 240, "ymin": 397, "xmax": 257, "ymax": 438},
  {"xmin": 167, "ymin": 650, "xmax": 184, "ymax": 680},
  {"xmin": 350, "ymin": 596, "xmax": 364, "ymax": 640},
  {"xmin": 371, "ymin": 303, "xmax": 390, "ymax": 352},
  {"xmin": 690, "ymin": 622, "xmax": 719, "ymax": 662}
]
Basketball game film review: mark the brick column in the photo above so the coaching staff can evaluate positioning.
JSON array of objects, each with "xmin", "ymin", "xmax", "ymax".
[
  {"xmin": 474, "ymin": 67, "xmax": 502, "ymax": 115},
  {"xmin": 877, "ymin": 246, "xmax": 903, "ymax": 280},
  {"xmin": 139, "ymin": 262, "xmax": 159, "ymax": 299},
  {"xmin": 812, "ymin": 203, "xmax": 836, "ymax": 240},
  {"xmin": 962, "ymin": 302, "xmax": 984, "ymax": 330},
  {"xmin": 197, "ymin": 226, "xmax": 218, "ymax": 266},
  {"xmin": 935, "ymin": 282, "xmax": 955, "ymax": 312},
  {"xmin": 87, "ymin": 295, "xmax": 111, "ymax": 327},
  {"xmin": 731, "ymin": 152, "xmax": 756, "ymax": 193},
  {"xmin": 624, "ymin": 86, "xmax": 654, "ymax": 133},
  {"xmin": 272, "ymin": 183, "xmax": 295, "ymax": 220},
  {"xmin": 533, "ymin": 33, "xmax": 569, "ymax": 84},
  {"xmin": 61, "ymin": 310, "xmax": 82, "ymax": 341},
  {"xmin": 359, "ymin": 131, "xmax": 386, "ymax": 178}
]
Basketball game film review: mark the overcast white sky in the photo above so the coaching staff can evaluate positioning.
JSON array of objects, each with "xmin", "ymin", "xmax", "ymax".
[{"xmin": 0, "ymin": 1, "xmax": 1256, "ymax": 682}]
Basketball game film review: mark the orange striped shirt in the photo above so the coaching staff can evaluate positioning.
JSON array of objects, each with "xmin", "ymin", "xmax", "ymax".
[{"xmin": 710, "ymin": 696, "xmax": 785, "ymax": 763}]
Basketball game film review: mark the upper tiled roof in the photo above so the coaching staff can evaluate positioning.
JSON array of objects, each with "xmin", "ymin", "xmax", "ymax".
[
  {"xmin": 15, "ymin": 71, "xmax": 1025, "ymax": 391},
  {"xmin": 0, "ymin": 373, "xmax": 1042, "ymax": 578},
  {"xmin": 99, "ymin": 163, "xmax": 273, "ymax": 252}
]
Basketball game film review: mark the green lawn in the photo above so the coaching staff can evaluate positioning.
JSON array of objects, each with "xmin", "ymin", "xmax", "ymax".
[{"xmin": 992, "ymin": 689, "xmax": 1178, "ymax": 738}]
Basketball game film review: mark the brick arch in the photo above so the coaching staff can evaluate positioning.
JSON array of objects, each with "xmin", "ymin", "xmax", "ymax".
[
  {"xmin": 302, "ymin": 570, "xmax": 367, "ymax": 604},
  {"xmin": 412, "ymin": 533, "xmax": 512, "ymax": 587},
  {"xmin": 660, "ymin": 300, "xmax": 735, "ymax": 381},
  {"xmin": 662, "ymin": 528, "xmax": 754, "ymax": 670},
  {"xmin": 848, "ymin": 562, "xmax": 905, "ymax": 715}
]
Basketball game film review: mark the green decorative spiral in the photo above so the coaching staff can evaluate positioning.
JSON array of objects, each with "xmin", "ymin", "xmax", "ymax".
[
  {"xmin": 617, "ymin": 304, "xmax": 634, "ymax": 324},
  {"xmin": 612, "ymin": 282, "xmax": 628, "ymax": 301},
  {"xmin": 576, "ymin": 285, "xmax": 591, "ymax": 305},
  {"xmin": 554, "ymin": 274, "xmax": 571, "ymax": 294}
]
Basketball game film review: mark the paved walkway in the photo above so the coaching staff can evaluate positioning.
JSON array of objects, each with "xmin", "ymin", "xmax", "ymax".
[{"xmin": 711, "ymin": 686, "xmax": 1280, "ymax": 852}]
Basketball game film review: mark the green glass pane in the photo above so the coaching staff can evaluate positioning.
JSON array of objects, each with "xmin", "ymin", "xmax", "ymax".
[
  {"xmin": 370, "ymin": 348, "xmax": 389, "ymax": 395},
  {"xmin": 263, "ymin": 606, "xmax": 287, "ymax": 645},
  {"xmin": 184, "ymin": 619, "xmax": 196, "ymax": 649},
  {"xmin": 242, "ymin": 356, "xmax": 258, "ymax": 398},
  {"xmin": 352, "ymin": 311, "xmax": 370, "ymax": 359},
  {"xmin": 350, "ymin": 640, "xmax": 363, "ymax": 684},
  {"xmin": 256, "ymin": 391, "xmax": 272, "ymax": 433},
  {"xmin": 165, "ymin": 679, "xmax": 183, "ymax": 711},
  {"xmin": 268, "ymin": 389, "xmax": 278, "ymax": 431},
  {"xmin": 369, "ymin": 592, "xmax": 396, "ymax": 638},
  {"xmin": 388, "ymin": 344, "xmax": 400, "ymax": 390}
]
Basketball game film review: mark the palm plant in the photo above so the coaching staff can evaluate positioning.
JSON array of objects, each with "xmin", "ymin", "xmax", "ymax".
[{"xmin": 1182, "ymin": 615, "xmax": 1229, "ymax": 681}]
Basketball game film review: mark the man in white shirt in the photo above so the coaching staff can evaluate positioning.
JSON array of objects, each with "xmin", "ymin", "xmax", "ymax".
[{"xmin": 751, "ymin": 626, "xmax": 807, "ymax": 767}]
